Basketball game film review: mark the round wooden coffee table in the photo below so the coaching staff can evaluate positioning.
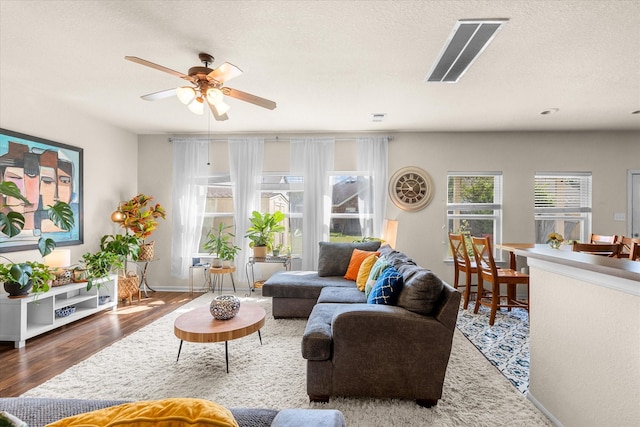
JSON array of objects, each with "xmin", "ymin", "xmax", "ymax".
[{"xmin": 174, "ymin": 302, "xmax": 266, "ymax": 372}]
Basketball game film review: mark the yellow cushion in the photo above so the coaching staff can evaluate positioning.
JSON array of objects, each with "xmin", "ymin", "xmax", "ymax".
[
  {"xmin": 356, "ymin": 254, "xmax": 378, "ymax": 291},
  {"xmin": 344, "ymin": 249, "xmax": 379, "ymax": 281},
  {"xmin": 46, "ymin": 398, "xmax": 239, "ymax": 427}
]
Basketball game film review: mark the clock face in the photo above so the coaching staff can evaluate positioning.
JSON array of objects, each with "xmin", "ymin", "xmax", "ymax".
[{"xmin": 389, "ymin": 167, "xmax": 434, "ymax": 211}]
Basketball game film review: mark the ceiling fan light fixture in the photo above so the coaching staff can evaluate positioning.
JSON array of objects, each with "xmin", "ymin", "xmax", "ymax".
[
  {"xmin": 206, "ymin": 87, "xmax": 223, "ymax": 105},
  {"xmin": 176, "ymin": 86, "xmax": 196, "ymax": 105},
  {"xmin": 188, "ymin": 97, "xmax": 205, "ymax": 115},
  {"xmin": 215, "ymin": 101, "xmax": 231, "ymax": 115}
]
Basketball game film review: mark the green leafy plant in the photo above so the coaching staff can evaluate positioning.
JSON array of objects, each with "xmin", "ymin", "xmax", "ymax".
[
  {"xmin": 81, "ymin": 250, "xmax": 123, "ymax": 291},
  {"xmin": 119, "ymin": 194, "xmax": 166, "ymax": 243},
  {"xmin": 245, "ymin": 211, "xmax": 285, "ymax": 248},
  {"xmin": 100, "ymin": 234, "xmax": 140, "ymax": 261},
  {"xmin": 0, "ymin": 258, "xmax": 55, "ymax": 295},
  {"xmin": 204, "ymin": 223, "xmax": 241, "ymax": 262}
]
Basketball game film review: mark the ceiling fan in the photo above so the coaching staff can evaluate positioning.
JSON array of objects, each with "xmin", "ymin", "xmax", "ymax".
[{"xmin": 124, "ymin": 52, "xmax": 277, "ymax": 121}]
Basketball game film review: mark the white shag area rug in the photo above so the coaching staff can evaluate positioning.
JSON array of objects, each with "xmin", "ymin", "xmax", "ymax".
[{"xmin": 22, "ymin": 293, "xmax": 552, "ymax": 427}]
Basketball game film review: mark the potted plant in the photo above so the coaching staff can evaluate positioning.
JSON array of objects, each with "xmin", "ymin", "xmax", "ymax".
[
  {"xmin": 204, "ymin": 223, "xmax": 241, "ymax": 267},
  {"xmin": 0, "ymin": 259, "xmax": 55, "ymax": 298},
  {"xmin": 245, "ymin": 210, "xmax": 285, "ymax": 258},
  {"xmin": 119, "ymin": 193, "xmax": 166, "ymax": 261},
  {"xmin": 80, "ymin": 250, "xmax": 123, "ymax": 291}
]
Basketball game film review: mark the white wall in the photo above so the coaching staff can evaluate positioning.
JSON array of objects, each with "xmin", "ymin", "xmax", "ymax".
[
  {"xmin": 139, "ymin": 130, "xmax": 640, "ymax": 291},
  {"xmin": 0, "ymin": 88, "xmax": 138, "ymax": 266}
]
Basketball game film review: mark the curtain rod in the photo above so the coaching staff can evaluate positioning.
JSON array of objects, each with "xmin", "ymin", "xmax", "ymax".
[{"xmin": 169, "ymin": 136, "xmax": 394, "ymax": 143}]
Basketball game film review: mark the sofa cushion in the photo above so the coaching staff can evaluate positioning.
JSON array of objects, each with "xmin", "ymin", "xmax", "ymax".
[
  {"xmin": 317, "ymin": 241, "xmax": 381, "ymax": 277},
  {"xmin": 367, "ymin": 266, "xmax": 403, "ymax": 305},
  {"xmin": 396, "ymin": 264, "xmax": 445, "ymax": 316},
  {"xmin": 317, "ymin": 287, "xmax": 368, "ymax": 304},
  {"xmin": 344, "ymin": 249, "xmax": 379, "ymax": 281},
  {"xmin": 262, "ymin": 271, "xmax": 356, "ymax": 300},
  {"xmin": 355, "ymin": 253, "xmax": 378, "ymax": 290},
  {"xmin": 46, "ymin": 398, "xmax": 238, "ymax": 427},
  {"xmin": 364, "ymin": 256, "xmax": 390, "ymax": 297}
]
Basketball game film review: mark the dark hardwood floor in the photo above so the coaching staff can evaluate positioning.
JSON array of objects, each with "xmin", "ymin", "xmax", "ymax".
[{"xmin": 0, "ymin": 291, "xmax": 194, "ymax": 397}]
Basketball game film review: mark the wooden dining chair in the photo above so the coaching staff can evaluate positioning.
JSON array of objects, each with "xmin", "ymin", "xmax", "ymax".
[
  {"xmin": 628, "ymin": 242, "xmax": 640, "ymax": 261},
  {"xmin": 615, "ymin": 236, "xmax": 640, "ymax": 258},
  {"xmin": 471, "ymin": 236, "xmax": 529, "ymax": 326},
  {"xmin": 572, "ymin": 242, "xmax": 621, "ymax": 257},
  {"xmin": 448, "ymin": 233, "xmax": 477, "ymax": 309},
  {"xmin": 590, "ymin": 233, "xmax": 618, "ymax": 244}
]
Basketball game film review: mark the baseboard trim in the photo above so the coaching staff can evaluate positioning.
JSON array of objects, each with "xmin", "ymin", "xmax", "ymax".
[{"xmin": 526, "ymin": 392, "xmax": 564, "ymax": 427}]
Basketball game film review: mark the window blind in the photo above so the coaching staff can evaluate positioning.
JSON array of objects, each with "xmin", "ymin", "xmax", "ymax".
[{"xmin": 534, "ymin": 173, "xmax": 592, "ymax": 213}]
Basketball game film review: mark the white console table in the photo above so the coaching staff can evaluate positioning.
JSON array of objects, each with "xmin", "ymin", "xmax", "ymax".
[{"xmin": 0, "ymin": 274, "xmax": 118, "ymax": 348}]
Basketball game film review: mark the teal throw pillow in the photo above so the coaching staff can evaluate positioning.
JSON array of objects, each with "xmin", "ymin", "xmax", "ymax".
[
  {"xmin": 367, "ymin": 266, "xmax": 403, "ymax": 305},
  {"xmin": 365, "ymin": 256, "xmax": 390, "ymax": 297}
]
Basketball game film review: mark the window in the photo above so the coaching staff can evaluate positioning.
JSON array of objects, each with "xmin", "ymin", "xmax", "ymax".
[
  {"xmin": 199, "ymin": 173, "xmax": 303, "ymax": 255},
  {"xmin": 534, "ymin": 173, "xmax": 592, "ymax": 243},
  {"xmin": 257, "ymin": 174, "xmax": 303, "ymax": 255},
  {"xmin": 329, "ymin": 174, "xmax": 372, "ymax": 242},
  {"xmin": 198, "ymin": 175, "xmax": 234, "ymax": 253},
  {"xmin": 447, "ymin": 172, "xmax": 503, "ymax": 255}
]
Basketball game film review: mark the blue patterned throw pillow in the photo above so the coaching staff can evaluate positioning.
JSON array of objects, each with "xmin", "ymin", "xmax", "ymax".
[{"xmin": 367, "ymin": 266, "xmax": 403, "ymax": 305}]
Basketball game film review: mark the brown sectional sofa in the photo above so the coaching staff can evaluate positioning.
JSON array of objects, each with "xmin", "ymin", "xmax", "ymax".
[{"xmin": 262, "ymin": 242, "xmax": 461, "ymax": 407}]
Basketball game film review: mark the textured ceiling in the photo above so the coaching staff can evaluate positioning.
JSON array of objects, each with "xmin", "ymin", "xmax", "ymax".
[{"xmin": 1, "ymin": 0, "xmax": 639, "ymax": 135}]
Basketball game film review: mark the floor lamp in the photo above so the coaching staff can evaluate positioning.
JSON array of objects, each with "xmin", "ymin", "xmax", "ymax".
[{"xmin": 382, "ymin": 219, "xmax": 398, "ymax": 249}]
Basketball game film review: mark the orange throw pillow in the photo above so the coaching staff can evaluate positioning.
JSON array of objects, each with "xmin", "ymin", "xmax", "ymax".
[{"xmin": 344, "ymin": 249, "xmax": 380, "ymax": 281}]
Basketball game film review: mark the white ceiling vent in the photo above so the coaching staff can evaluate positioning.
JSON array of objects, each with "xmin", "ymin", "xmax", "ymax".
[{"xmin": 425, "ymin": 19, "xmax": 508, "ymax": 83}]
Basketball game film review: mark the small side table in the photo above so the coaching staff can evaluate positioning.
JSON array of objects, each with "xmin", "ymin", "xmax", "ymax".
[
  {"xmin": 209, "ymin": 266, "xmax": 236, "ymax": 294},
  {"xmin": 245, "ymin": 256, "xmax": 293, "ymax": 293},
  {"xmin": 189, "ymin": 263, "xmax": 211, "ymax": 297},
  {"xmin": 134, "ymin": 259, "xmax": 156, "ymax": 298}
]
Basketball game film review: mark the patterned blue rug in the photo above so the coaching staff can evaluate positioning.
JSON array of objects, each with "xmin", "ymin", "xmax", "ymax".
[{"xmin": 456, "ymin": 303, "xmax": 530, "ymax": 394}]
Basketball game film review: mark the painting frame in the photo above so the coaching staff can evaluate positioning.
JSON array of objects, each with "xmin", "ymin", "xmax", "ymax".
[{"xmin": 0, "ymin": 128, "xmax": 83, "ymax": 253}]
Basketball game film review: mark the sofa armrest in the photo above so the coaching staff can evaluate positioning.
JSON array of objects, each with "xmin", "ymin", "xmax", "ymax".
[
  {"xmin": 330, "ymin": 305, "xmax": 455, "ymax": 369},
  {"xmin": 433, "ymin": 282, "xmax": 461, "ymax": 330}
]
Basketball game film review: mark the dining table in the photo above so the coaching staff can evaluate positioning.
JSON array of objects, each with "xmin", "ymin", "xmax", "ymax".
[{"xmin": 495, "ymin": 243, "xmax": 536, "ymax": 270}]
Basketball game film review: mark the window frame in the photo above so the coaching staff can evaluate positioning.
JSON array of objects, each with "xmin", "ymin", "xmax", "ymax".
[
  {"xmin": 446, "ymin": 171, "xmax": 503, "ymax": 260},
  {"xmin": 534, "ymin": 172, "xmax": 592, "ymax": 244}
]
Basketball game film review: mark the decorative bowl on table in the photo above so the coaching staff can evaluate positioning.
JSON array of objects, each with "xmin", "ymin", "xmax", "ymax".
[{"xmin": 210, "ymin": 295, "xmax": 241, "ymax": 320}]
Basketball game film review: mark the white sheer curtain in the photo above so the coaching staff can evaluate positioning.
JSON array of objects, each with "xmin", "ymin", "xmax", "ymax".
[
  {"xmin": 357, "ymin": 136, "xmax": 389, "ymax": 238},
  {"xmin": 291, "ymin": 137, "xmax": 335, "ymax": 270},
  {"xmin": 229, "ymin": 138, "xmax": 264, "ymax": 278},
  {"xmin": 171, "ymin": 140, "xmax": 209, "ymax": 278}
]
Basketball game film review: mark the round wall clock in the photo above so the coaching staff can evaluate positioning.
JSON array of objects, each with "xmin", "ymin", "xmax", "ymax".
[{"xmin": 388, "ymin": 166, "xmax": 434, "ymax": 211}]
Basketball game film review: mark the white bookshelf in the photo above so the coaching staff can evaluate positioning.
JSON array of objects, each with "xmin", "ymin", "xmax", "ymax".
[{"xmin": 0, "ymin": 274, "xmax": 118, "ymax": 348}]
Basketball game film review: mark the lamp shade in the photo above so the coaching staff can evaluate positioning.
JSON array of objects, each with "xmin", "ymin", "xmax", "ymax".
[
  {"xmin": 382, "ymin": 219, "xmax": 398, "ymax": 249},
  {"xmin": 205, "ymin": 87, "xmax": 223, "ymax": 105},
  {"xmin": 44, "ymin": 249, "xmax": 71, "ymax": 268},
  {"xmin": 111, "ymin": 209, "xmax": 126, "ymax": 223},
  {"xmin": 176, "ymin": 86, "xmax": 196, "ymax": 105},
  {"xmin": 188, "ymin": 97, "xmax": 205, "ymax": 115}
]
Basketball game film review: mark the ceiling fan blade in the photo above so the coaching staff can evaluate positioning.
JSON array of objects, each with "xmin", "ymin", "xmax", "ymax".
[
  {"xmin": 207, "ymin": 62, "xmax": 243, "ymax": 84},
  {"xmin": 125, "ymin": 56, "xmax": 195, "ymax": 83},
  {"xmin": 206, "ymin": 99, "xmax": 229, "ymax": 121},
  {"xmin": 140, "ymin": 88, "xmax": 177, "ymax": 101},
  {"xmin": 221, "ymin": 87, "xmax": 277, "ymax": 110}
]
